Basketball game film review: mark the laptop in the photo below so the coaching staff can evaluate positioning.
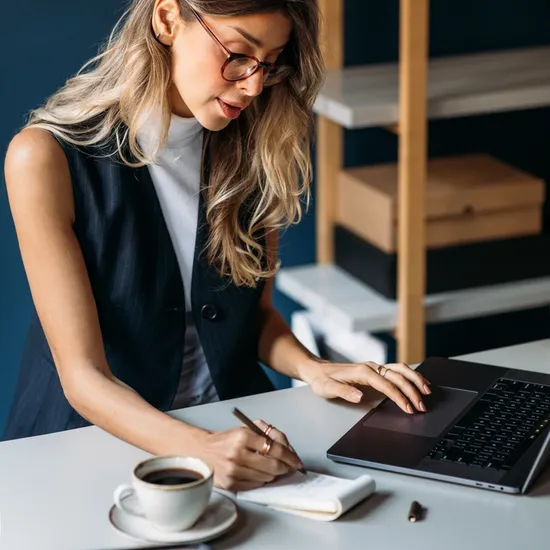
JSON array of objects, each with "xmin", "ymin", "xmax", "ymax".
[{"xmin": 327, "ymin": 356, "xmax": 550, "ymax": 494}]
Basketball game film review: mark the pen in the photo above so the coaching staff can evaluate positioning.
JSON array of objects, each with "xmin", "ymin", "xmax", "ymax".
[
  {"xmin": 232, "ymin": 407, "xmax": 307, "ymax": 475},
  {"xmin": 408, "ymin": 500, "xmax": 422, "ymax": 522}
]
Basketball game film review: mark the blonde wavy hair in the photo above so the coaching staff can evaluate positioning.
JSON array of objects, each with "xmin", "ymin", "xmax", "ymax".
[{"xmin": 24, "ymin": 0, "xmax": 324, "ymax": 287}]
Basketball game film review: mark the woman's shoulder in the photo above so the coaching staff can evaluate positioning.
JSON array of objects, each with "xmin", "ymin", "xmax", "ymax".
[
  {"xmin": 4, "ymin": 127, "xmax": 75, "ymax": 223},
  {"xmin": 6, "ymin": 127, "xmax": 67, "ymax": 168},
  {"xmin": 5, "ymin": 128, "xmax": 71, "ymax": 192}
]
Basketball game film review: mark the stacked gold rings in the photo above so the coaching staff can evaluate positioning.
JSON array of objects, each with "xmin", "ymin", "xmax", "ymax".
[{"xmin": 261, "ymin": 424, "xmax": 275, "ymax": 456}]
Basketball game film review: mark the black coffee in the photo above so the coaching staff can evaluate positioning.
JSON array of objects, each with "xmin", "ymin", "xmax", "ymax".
[{"xmin": 141, "ymin": 467, "xmax": 204, "ymax": 486}]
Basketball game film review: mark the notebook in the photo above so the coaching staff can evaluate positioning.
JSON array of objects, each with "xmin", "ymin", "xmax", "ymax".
[{"xmin": 235, "ymin": 471, "xmax": 376, "ymax": 521}]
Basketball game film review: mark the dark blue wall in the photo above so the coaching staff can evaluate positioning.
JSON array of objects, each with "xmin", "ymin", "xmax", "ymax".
[
  {"xmin": 0, "ymin": 1, "xmax": 126, "ymax": 434},
  {"xmin": 1, "ymin": 2, "xmax": 550, "ymax": 431}
]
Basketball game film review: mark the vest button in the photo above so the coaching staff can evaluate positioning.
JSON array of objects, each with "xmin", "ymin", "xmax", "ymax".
[{"xmin": 201, "ymin": 304, "xmax": 218, "ymax": 320}]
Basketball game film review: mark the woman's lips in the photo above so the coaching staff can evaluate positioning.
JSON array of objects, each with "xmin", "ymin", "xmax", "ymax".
[{"xmin": 217, "ymin": 98, "xmax": 244, "ymax": 119}]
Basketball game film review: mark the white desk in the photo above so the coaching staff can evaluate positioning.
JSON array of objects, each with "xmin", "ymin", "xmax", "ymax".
[{"xmin": 2, "ymin": 339, "xmax": 550, "ymax": 550}]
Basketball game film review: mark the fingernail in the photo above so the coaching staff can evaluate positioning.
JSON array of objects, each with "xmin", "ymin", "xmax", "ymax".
[
  {"xmin": 424, "ymin": 384, "xmax": 431, "ymax": 394},
  {"xmin": 418, "ymin": 401, "xmax": 426, "ymax": 412},
  {"xmin": 352, "ymin": 391, "xmax": 362, "ymax": 403},
  {"xmin": 406, "ymin": 404, "xmax": 414, "ymax": 414}
]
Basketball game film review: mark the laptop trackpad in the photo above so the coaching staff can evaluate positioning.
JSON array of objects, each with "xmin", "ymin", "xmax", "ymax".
[{"xmin": 363, "ymin": 386, "xmax": 478, "ymax": 438}]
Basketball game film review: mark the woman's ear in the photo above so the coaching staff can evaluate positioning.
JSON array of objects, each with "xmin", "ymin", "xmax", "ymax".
[{"xmin": 152, "ymin": 0, "xmax": 183, "ymax": 45}]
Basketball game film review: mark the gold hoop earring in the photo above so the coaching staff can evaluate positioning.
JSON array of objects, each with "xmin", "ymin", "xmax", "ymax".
[{"xmin": 154, "ymin": 30, "xmax": 171, "ymax": 48}]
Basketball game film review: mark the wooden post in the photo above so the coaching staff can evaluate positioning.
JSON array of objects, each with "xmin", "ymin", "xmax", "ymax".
[
  {"xmin": 316, "ymin": 0, "xmax": 343, "ymax": 264},
  {"xmin": 397, "ymin": 0, "xmax": 429, "ymax": 364}
]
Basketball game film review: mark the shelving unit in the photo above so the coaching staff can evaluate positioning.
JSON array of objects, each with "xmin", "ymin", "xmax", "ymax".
[
  {"xmin": 275, "ymin": 0, "xmax": 550, "ymax": 364},
  {"xmin": 314, "ymin": 45, "xmax": 550, "ymax": 129},
  {"xmin": 278, "ymin": 265, "xmax": 550, "ymax": 334}
]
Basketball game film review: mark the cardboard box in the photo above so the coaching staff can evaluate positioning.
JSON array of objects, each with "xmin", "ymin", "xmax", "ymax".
[{"xmin": 337, "ymin": 154, "xmax": 545, "ymax": 253}]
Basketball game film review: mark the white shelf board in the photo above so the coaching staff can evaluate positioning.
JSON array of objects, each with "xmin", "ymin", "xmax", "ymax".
[
  {"xmin": 314, "ymin": 46, "xmax": 550, "ymax": 128},
  {"xmin": 276, "ymin": 264, "xmax": 550, "ymax": 334}
]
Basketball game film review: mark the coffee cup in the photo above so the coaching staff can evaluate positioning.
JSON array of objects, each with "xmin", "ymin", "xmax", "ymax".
[{"xmin": 113, "ymin": 456, "xmax": 213, "ymax": 532}]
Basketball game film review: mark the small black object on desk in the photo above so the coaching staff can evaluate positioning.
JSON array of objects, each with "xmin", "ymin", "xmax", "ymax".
[{"xmin": 408, "ymin": 500, "xmax": 423, "ymax": 522}]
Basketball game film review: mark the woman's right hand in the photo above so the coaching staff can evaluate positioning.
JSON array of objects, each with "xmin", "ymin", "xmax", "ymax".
[{"xmin": 195, "ymin": 421, "xmax": 304, "ymax": 491}]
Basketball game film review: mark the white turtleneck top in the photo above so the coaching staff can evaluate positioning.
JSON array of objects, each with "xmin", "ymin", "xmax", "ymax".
[{"xmin": 137, "ymin": 112, "xmax": 219, "ymax": 409}]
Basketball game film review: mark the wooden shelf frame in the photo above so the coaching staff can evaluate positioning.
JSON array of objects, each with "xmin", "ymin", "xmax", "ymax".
[
  {"xmin": 277, "ymin": 5, "xmax": 550, "ymax": 363},
  {"xmin": 316, "ymin": 0, "xmax": 430, "ymax": 363}
]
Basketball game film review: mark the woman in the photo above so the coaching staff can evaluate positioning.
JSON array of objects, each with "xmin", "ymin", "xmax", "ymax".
[{"xmin": 3, "ymin": 0, "xmax": 430, "ymax": 490}]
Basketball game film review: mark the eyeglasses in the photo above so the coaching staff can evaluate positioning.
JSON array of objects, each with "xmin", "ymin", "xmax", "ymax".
[{"xmin": 189, "ymin": 8, "xmax": 293, "ymax": 87}]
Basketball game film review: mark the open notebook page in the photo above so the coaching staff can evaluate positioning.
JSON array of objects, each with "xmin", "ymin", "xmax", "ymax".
[{"xmin": 236, "ymin": 471, "xmax": 376, "ymax": 521}]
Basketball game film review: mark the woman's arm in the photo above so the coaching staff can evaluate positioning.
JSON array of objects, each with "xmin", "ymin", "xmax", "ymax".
[
  {"xmin": 4, "ymin": 129, "xmax": 301, "ymax": 490},
  {"xmin": 257, "ymin": 230, "xmax": 431, "ymax": 414},
  {"xmin": 5, "ymin": 128, "xmax": 206, "ymax": 454}
]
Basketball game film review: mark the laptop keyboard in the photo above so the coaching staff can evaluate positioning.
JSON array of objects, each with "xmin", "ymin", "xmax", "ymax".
[{"xmin": 426, "ymin": 378, "xmax": 550, "ymax": 471}]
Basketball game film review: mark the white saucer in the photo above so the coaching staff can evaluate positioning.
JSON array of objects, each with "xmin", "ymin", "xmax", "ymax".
[{"xmin": 108, "ymin": 491, "xmax": 238, "ymax": 544}]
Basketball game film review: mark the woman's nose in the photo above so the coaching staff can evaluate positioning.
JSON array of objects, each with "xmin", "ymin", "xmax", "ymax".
[{"xmin": 240, "ymin": 69, "xmax": 265, "ymax": 98}]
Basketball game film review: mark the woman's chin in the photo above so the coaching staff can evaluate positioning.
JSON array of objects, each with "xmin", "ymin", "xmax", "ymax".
[
  {"xmin": 198, "ymin": 112, "xmax": 232, "ymax": 132},
  {"xmin": 193, "ymin": 101, "xmax": 236, "ymax": 132},
  {"xmin": 202, "ymin": 119, "xmax": 231, "ymax": 132}
]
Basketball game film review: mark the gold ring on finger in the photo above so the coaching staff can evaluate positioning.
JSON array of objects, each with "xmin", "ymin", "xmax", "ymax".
[
  {"xmin": 261, "ymin": 438, "xmax": 272, "ymax": 457},
  {"xmin": 264, "ymin": 424, "xmax": 274, "ymax": 438},
  {"xmin": 379, "ymin": 366, "xmax": 388, "ymax": 378},
  {"xmin": 371, "ymin": 363, "xmax": 381, "ymax": 375}
]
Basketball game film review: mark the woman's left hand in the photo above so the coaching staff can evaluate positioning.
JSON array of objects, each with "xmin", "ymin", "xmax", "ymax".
[{"xmin": 302, "ymin": 361, "xmax": 432, "ymax": 414}]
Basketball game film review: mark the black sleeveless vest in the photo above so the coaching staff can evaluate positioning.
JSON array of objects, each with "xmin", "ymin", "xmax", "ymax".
[{"xmin": 2, "ymin": 130, "xmax": 275, "ymax": 441}]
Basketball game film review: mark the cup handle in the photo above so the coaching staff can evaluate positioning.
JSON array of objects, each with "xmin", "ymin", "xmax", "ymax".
[{"xmin": 113, "ymin": 484, "xmax": 145, "ymax": 518}]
